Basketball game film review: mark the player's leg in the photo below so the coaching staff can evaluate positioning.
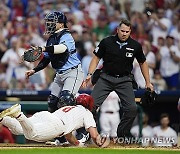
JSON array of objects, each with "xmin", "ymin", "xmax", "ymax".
[
  {"xmin": 0, "ymin": 104, "xmax": 39, "ymax": 141},
  {"xmin": 115, "ymin": 80, "xmax": 137, "ymax": 138},
  {"xmin": 61, "ymin": 64, "xmax": 84, "ymax": 95},
  {"xmin": 0, "ymin": 116, "xmax": 23, "ymax": 135},
  {"xmin": 48, "ymin": 73, "xmax": 63, "ymax": 112},
  {"xmin": 22, "ymin": 112, "xmax": 65, "ymax": 142},
  {"xmin": 91, "ymin": 73, "xmax": 113, "ymax": 113},
  {"xmin": 110, "ymin": 112, "xmax": 120, "ymax": 138},
  {"xmin": 99, "ymin": 112, "xmax": 111, "ymax": 135},
  {"xmin": 17, "ymin": 111, "xmax": 65, "ymax": 142},
  {"xmin": 0, "ymin": 104, "xmax": 65, "ymax": 142}
]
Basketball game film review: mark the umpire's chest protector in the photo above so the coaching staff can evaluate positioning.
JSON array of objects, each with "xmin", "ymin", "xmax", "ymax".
[{"xmin": 46, "ymin": 29, "xmax": 70, "ymax": 69}]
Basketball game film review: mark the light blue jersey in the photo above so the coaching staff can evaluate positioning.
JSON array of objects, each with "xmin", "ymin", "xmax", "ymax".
[
  {"xmin": 57, "ymin": 33, "xmax": 80, "ymax": 72},
  {"xmin": 44, "ymin": 30, "xmax": 81, "ymax": 73}
]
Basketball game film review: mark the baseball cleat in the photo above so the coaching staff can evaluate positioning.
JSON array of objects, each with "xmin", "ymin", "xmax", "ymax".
[
  {"xmin": 0, "ymin": 104, "xmax": 21, "ymax": 118},
  {"xmin": 77, "ymin": 133, "xmax": 90, "ymax": 144}
]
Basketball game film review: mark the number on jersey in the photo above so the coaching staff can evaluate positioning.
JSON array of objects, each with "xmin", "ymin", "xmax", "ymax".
[{"xmin": 62, "ymin": 106, "xmax": 75, "ymax": 113}]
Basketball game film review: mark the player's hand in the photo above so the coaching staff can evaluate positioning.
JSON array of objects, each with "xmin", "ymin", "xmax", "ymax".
[
  {"xmin": 25, "ymin": 70, "xmax": 35, "ymax": 79},
  {"xmin": 31, "ymin": 46, "xmax": 45, "ymax": 52},
  {"xmin": 96, "ymin": 134, "xmax": 110, "ymax": 148},
  {"xmin": 145, "ymin": 83, "xmax": 154, "ymax": 92},
  {"xmin": 81, "ymin": 75, "xmax": 92, "ymax": 88}
]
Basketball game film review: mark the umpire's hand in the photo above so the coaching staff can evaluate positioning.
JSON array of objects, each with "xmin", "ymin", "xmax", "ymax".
[
  {"xmin": 82, "ymin": 75, "xmax": 92, "ymax": 88},
  {"xmin": 145, "ymin": 82, "xmax": 154, "ymax": 92}
]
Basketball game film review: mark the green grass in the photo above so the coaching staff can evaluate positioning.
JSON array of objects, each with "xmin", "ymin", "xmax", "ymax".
[{"xmin": 0, "ymin": 148, "xmax": 179, "ymax": 154}]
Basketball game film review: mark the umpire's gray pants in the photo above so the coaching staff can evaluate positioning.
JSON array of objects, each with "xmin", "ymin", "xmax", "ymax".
[
  {"xmin": 91, "ymin": 73, "xmax": 137, "ymax": 137},
  {"xmin": 50, "ymin": 64, "xmax": 84, "ymax": 97}
]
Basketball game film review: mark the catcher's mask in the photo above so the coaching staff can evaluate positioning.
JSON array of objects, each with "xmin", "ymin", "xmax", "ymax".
[
  {"xmin": 57, "ymin": 90, "xmax": 76, "ymax": 108},
  {"xmin": 44, "ymin": 11, "xmax": 68, "ymax": 35},
  {"xmin": 76, "ymin": 94, "xmax": 94, "ymax": 111}
]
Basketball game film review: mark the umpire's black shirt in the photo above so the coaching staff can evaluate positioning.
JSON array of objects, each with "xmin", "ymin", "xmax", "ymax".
[{"xmin": 93, "ymin": 34, "xmax": 146, "ymax": 75}]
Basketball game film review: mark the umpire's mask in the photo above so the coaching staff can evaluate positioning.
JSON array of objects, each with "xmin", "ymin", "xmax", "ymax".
[{"xmin": 44, "ymin": 11, "xmax": 68, "ymax": 35}]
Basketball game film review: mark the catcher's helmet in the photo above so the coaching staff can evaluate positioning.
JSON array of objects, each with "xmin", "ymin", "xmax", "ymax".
[
  {"xmin": 57, "ymin": 90, "xmax": 75, "ymax": 108},
  {"xmin": 44, "ymin": 11, "xmax": 68, "ymax": 35},
  {"xmin": 76, "ymin": 94, "xmax": 94, "ymax": 111}
]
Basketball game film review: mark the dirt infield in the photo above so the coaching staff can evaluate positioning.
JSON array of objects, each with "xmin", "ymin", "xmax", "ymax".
[{"xmin": 0, "ymin": 143, "xmax": 179, "ymax": 151}]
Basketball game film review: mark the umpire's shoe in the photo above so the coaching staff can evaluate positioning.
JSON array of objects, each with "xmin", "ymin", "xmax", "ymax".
[{"xmin": 0, "ymin": 104, "xmax": 21, "ymax": 118}]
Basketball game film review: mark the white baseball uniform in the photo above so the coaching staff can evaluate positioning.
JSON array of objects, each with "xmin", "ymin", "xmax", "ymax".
[
  {"xmin": 130, "ymin": 125, "xmax": 154, "ymax": 146},
  {"xmin": 1, "ymin": 105, "xmax": 96, "ymax": 142},
  {"xmin": 133, "ymin": 51, "xmax": 156, "ymax": 89},
  {"xmin": 152, "ymin": 126, "xmax": 177, "ymax": 147},
  {"xmin": 99, "ymin": 91, "xmax": 120, "ymax": 137}
]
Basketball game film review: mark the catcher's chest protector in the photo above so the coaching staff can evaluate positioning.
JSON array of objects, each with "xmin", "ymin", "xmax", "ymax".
[{"xmin": 46, "ymin": 29, "xmax": 70, "ymax": 69}]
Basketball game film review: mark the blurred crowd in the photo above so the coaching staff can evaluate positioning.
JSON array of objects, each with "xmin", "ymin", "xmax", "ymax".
[{"xmin": 0, "ymin": 0, "xmax": 180, "ymax": 91}]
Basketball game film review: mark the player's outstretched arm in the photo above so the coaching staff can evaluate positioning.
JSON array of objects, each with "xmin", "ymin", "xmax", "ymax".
[
  {"xmin": 87, "ymin": 127, "xmax": 110, "ymax": 148},
  {"xmin": 65, "ymin": 133, "xmax": 80, "ymax": 146}
]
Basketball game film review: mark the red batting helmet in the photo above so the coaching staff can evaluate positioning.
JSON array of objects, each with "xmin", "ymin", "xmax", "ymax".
[{"xmin": 76, "ymin": 94, "xmax": 94, "ymax": 111}]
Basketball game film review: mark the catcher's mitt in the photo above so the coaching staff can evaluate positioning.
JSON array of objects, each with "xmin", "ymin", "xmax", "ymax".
[
  {"xmin": 21, "ymin": 46, "xmax": 43, "ymax": 62},
  {"xmin": 140, "ymin": 88, "xmax": 158, "ymax": 107}
]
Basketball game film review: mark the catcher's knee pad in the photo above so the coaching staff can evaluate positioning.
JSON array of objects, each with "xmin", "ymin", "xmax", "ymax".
[{"xmin": 48, "ymin": 95, "xmax": 59, "ymax": 113}]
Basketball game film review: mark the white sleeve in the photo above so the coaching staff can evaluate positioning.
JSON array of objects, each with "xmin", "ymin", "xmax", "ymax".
[
  {"xmin": 146, "ymin": 52, "xmax": 156, "ymax": 64},
  {"xmin": 172, "ymin": 46, "xmax": 180, "ymax": 57},
  {"xmin": 83, "ymin": 110, "xmax": 96, "ymax": 130}
]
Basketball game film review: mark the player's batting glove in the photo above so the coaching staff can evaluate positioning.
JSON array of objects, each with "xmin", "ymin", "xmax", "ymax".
[{"xmin": 21, "ymin": 46, "xmax": 43, "ymax": 62}]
